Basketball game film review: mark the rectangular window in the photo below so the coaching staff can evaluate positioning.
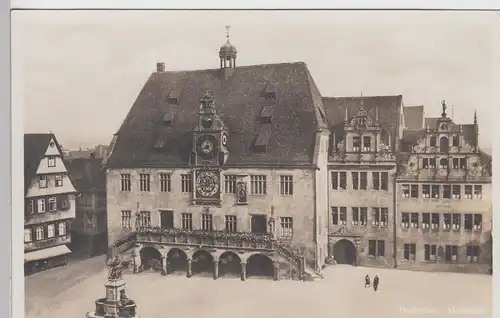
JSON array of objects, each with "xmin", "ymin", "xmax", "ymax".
[
  {"xmin": 331, "ymin": 207, "xmax": 338, "ymax": 225},
  {"xmin": 368, "ymin": 240, "xmax": 385, "ymax": 257},
  {"xmin": 352, "ymin": 172, "xmax": 359, "ymax": 190},
  {"xmin": 459, "ymin": 158, "xmax": 468, "ymax": 169},
  {"xmin": 371, "ymin": 208, "xmax": 380, "ymax": 226},
  {"xmin": 24, "ymin": 228, "xmax": 32, "ymax": 242},
  {"xmin": 339, "ymin": 207, "xmax": 347, "ymax": 225},
  {"xmin": 473, "ymin": 214, "xmax": 482, "ymax": 231},
  {"xmin": 381, "ymin": 208, "xmax": 388, "ymax": 227},
  {"xmin": 37, "ymin": 198, "xmax": 46, "ymax": 213},
  {"xmin": 372, "ymin": 172, "xmax": 380, "ymax": 190},
  {"xmin": 120, "ymin": 174, "xmax": 131, "ymax": 192},
  {"xmin": 201, "ymin": 214, "xmax": 213, "ymax": 231},
  {"xmin": 47, "ymin": 224, "xmax": 55, "ymax": 238},
  {"xmin": 445, "ymin": 245, "xmax": 458, "ymax": 262},
  {"xmin": 225, "ymin": 215, "xmax": 237, "ymax": 232},
  {"xmin": 332, "ymin": 172, "xmax": 347, "ymax": 190},
  {"xmin": 181, "ymin": 213, "xmax": 193, "ymax": 231},
  {"xmin": 360, "ymin": 172, "xmax": 367, "ymax": 190},
  {"xmin": 139, "ymin": 174, "xmax": 151, "ymax": 192},
  {"xmin": 250, "ymin": 175, "xmax": 267, "ymax": 195},
  {"xmin": 159, "ymin": 173, "xmax": 171, "ymax": 192},
  {"xmin": 474, "ymin": 185, "xmax": 483, "ymax": 199},
  {"xmin": 404, "ymin": 243, "xmax": 416, "ymax": 261},
  {"xmin": 48, "ymin": 197, "xmax": 57, "ymax": 211},
  {"xmin": 360, "ymin": 207, "xmax": 367, "ymax": 226},
  {"xmin": 58, "ymin": 222, "xmax": 67, "ymax": 236},
  {"xmin": 381, "ymin": 172, "xmax": 388, "ymax": 190},
  {"xmin": 410, "ymin": 213, "xmax": 419, "ymax": 228},
  {"xmin": 452, "ymin": 135, "xmax": 459, "ymax": 147},
  {"xmin": 466, "ymin": 246, "xmax": 480, "ymax": 263},
  {"xmin": 181, "ymin": 174, "xmax": 193, "ymax": 193},
  {"xmin": 36, "ymin": 226, "xmax": 44, "ymax": 240},
  {"xmin": 464, "ymin": 214, "xmax": 473, "ymax": 230},
  {"xmin": 452, "ymin": 213, "xmax": 461, "ymax": 230},
  {"xmin": 55, "ymin": 174, "xmax": 63, "ymax": 187},
  {"xmin": 422, "ymin": 158, "xmax": 429, "ymax": 169},
  {"xmin": 48, "ymin": 156, "xmax": 56, "ymax": 167},
  {"xmin": 352, "ymin": 136, "xmax": 360, "ymax": 151},
  {"xmin": 443, "ymin": 185, "xmax": 451, "ymax": 199},
  {"xmin": 352, "ymin": 207, "xmax": 359, "ymax": 226},
  {"xmin": 39, "ymin": 175, "xmax": 47, "ymax": 188},
  {"xmin": 410, "ymin": 185, "xmax": 418, "ymax": 198},
  {"xmin": 431, "ymin": 213, "xmax": 439, "ymax": 229},
  {"xmin": 121, "ymin": 210, "xmax": 132, "ymax": 229},
  {"xmin": 431, "ymin": 185, "xmax": 440, "ymax": 199},
  {"xmin": 464, "ymin": 185, "xmax": 473, "ymax": 199},
  {"xmin": 401, "ymin": 213, "xmax": 410, "ymax": 229},
  {"xmin": 443, "ymin": 213, "xmax": 451, "ymax": 230},
  {"xmin": 452, "ymin": 158, "xmax": 459, "ymax": 169},
  {"xmin": 402, "ymin": 184, "xmax": 409, "ymax": 198},
  {"xmin": 422, "ymin": 185, "xmax": 430, "ymax": 198},
  {"xmin": 224, "ymin": 175, "xmax": 237, "ymax": 194},
  {"xmin": 280, "ymin": 175, "xmax": 293, "ymax": 195},
  {"xmin": 452, "ymin": 185, "xmax": 461, "ymax": 199},
  {"xmin": 363, "ymin": 136, "xmax": 371, "ymax": 151},
  {"xmin": 429, "ymin": 158, "xmax": 436, "ymax": 168},
  {"xmin": 280, "ymin": 217, "xmax": 293, "ymax": 238},
  {"xmin": 422, "ymin": 213, "xmax": 430, "ymax": 229},
  {"xmin": 424, "ymin": 244, "xmax": 437, "ymax": 261},
  {"xmin": 139, "ymin": 211, "xmax": 151, "ymax": 227},
  {"xmin": 27, "ymin": 200, "xmax": 34, "ymax": 214},
  {"xmin": 377, "ymin": 240, "xmax": 385, "ymax": 257}
]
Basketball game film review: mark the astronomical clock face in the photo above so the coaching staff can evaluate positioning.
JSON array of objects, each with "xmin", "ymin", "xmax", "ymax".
[
  {"xmin": 201, "ymin": 116, "xmax": 213, "ymax": 129},
  {"xmin": 196, "ymin": 135, "xmax": 217, "ymax": 159},
  {"xmin": 196, "ymin": 171, "xmax": 220, "ymax": 197},
  {"xmin": 221, "ymin": 133, "xmax": 228, "ymax": 146}
]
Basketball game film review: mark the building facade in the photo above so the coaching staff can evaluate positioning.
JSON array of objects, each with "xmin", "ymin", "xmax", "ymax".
[
  {"xmin": 24, "ymin": 133, "xmax": 77, "ymax": 275},
  {"xmin": 66, "ymin": 158, "xmax": 108, "ymax": 257},
  {"xmin": 396, "ymin": 102, "xmax": 492, "ymax": 273},
  {"xmin": 103, "ymin": 33, "xmax": 329, "ymax": 280},
  {"xmin": 103, "ymin": 32, "xmax": 492, "ymax": 276}
]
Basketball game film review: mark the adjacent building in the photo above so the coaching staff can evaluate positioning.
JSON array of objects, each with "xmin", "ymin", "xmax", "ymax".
[
  {"xmin": 102, "ymin": 31, "xmax": 492, "ymax": 277},
  {"xmin": 66, "ymin": 157, "xmax": 108, "ymax": 257},
  {"xmin": 24, "ymin": 133, "xmax": 77, "ymax": 275}
]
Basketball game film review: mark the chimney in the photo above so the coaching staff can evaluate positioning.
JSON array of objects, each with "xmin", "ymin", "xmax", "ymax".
[{"xmin": 157, "ymin": 62, "xmax": 165, "ymax": 72}]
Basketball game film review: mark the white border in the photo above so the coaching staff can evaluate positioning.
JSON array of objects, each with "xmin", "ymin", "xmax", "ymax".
[{"xmin": 9, "ymin": 3, "xmax": 499, "ymax": 318}]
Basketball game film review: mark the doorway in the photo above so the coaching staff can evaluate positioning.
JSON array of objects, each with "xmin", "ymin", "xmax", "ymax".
[
  {"xmin": 160, "ymin": 210, "xmax": 174, "ymax": 229},
  {"xmin": 251, "ymin": 215, "xmax": 267, "ymax": 234},
  {"xmin": 333, "ymin": 239, "xmax": 357, "ymax": 265}
]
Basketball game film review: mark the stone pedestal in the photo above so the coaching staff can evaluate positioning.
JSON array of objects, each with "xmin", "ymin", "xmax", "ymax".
[{"xmin": 86, "ymin": 277, "xmax": 139, "ymax": 318}]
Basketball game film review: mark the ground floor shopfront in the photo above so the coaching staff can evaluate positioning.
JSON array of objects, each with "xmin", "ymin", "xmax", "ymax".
[{"xmin": 24, "ymin": 244, "xmax": 72, "ymax": 276}]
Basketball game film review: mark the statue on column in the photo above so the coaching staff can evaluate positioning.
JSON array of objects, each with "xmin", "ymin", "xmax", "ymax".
[
  {"xmin": 268, "ymin": 206, "xmax": 276, "ymax": 239},
  {"xmin": 107, "ymin": 256, "xmax": 123, "ymax": 280}
]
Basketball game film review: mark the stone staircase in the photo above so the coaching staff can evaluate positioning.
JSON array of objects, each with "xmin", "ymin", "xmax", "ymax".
[{"xmin": 275, "ymin": 241, "xmax": 323, "ymax": 281}]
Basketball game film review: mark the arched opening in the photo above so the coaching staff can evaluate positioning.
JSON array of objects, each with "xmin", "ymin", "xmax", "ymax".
[
  {"xmin": 439, "ymin": 158, "xmax": 449, "ymax": 169},
  {"xmin": 166, "ymin": 248, "xmax": 187, "ymax": 274},
  {"xmin": 246, "ymin": 254, "xmax": 274, "ymax": 278},
  {"xmin": 333, "ymin": 239, "xmax": 357, "ymax": 265},
  {"xmin": 439, "ymin": 136, "xmax": 449, "ymax": 153},
  {"xmin": 191, "ymin": 250, "xmax": 214, "ymax": 276},
  {"xmin": 219, "ymin": 251, "xmax": 241, "ymax": 278},
  {"xmin": 139, "ymin": 246, "xmax": 162, "ymax": 272}
]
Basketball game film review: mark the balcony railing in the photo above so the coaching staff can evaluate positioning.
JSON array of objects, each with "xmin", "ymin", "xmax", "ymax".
[{"xmin": 136, "ymin": 227, "xmax": 277, "ymax": 250}]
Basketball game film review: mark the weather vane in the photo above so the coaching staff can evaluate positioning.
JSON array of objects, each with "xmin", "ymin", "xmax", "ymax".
[{"xmin": 225, "ymin": 25, "xmax": 230, "ymax": 40}]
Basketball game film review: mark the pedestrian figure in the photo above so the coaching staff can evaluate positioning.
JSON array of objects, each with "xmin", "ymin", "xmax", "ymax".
[
  {"xmin": 373, "ymin": 274, "xmax": 379, "ymax": 291},
  {"xmin": 364, "ymin": 274, "xmax": 371, "ymax": 287}
]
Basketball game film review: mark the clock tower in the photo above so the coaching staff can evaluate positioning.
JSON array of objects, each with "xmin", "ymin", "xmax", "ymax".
[{"xmin": 191, "ymin": 93, "xmax": 229, "ymax": 205}]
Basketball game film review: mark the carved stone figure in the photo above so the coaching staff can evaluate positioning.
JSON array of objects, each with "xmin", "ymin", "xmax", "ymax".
[{"xmin": 107, "ymin": 256, "xmax": 123, "ymax": 280}]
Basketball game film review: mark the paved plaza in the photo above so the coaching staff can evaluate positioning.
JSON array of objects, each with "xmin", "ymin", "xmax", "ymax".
[{"xmin": 25, "ymin": 256, "xmax": 492, "ymax": 318}]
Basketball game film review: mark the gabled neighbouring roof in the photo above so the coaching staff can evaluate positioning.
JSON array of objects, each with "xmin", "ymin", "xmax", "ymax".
[
  {"xmin": 65, "ymin": 158, "xmax": 106, "ymax": 192},
  {"xmin": 24, "ymin": 133, "xmax": 60, "ymax": 194},
  {"xmin": 104, "ymin": 62, "xmax": 328, "ymax": 167},
  {"xmin": 403, "ymin": 106, "xmax": 424, "ymax": 130}
]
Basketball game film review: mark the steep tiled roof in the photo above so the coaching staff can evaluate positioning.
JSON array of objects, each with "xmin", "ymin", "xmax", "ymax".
[
  {"xmin": 105, "ymin": 62, "xmax": 327, "ymax": 167},
  {"xmin": 65, "ymin": 158, "xmax": 106, "ymax": 192},
  {"xmin": 24, "ymin": 133, "xmax": 61, "ymax": 194},
  {"xmin": 403, "ymin": 106, "xmax": 424, "ymax": 130}
]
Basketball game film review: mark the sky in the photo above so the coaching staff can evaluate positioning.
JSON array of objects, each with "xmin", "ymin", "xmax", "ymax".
[{"xmin": 12, "ymin": 10, "xmax": 496, "ymax": 150}]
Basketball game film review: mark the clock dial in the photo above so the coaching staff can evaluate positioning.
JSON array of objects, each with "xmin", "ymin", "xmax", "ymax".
[
  {"xmin": 201, "ymin": 117, "xmax": 213, "ymax": 129},
  {"xmin": 200, "ymin": 140, "xmax": 214, "ymax": 154},
  {"xmin": 221, "ymin": 134, "xmax": 228, "ymax": 146},
  {"xmin": 197, "ymin": 135, "xmax": 218, "ymax": 159},
  {"xmin": 196, "ymin": 171, "xmax": 220, "ymax": 197}
]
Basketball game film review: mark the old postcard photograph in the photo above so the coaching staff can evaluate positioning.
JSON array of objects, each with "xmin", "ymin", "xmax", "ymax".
[{"xmin": 12, "ymin": 9, "xmax": 494, "ymax": 318}]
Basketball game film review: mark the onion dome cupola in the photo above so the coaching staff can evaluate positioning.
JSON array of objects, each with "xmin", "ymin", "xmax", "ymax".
[{"xmin": 219, "ymin": 25, "xmax": 237, "ymax": 69}]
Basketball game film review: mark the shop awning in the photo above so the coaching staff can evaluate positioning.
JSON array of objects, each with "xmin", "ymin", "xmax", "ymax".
[{"xmin": 24, "ymin": 245, "xmax": 72, "ymax": 262}]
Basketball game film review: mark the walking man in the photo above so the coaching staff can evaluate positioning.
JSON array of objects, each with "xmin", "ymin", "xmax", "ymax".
[
  {"xmin": 364, "ymin": 274, "xmax": 371, "ymax": 287},
  {"xmin": 373, "ymin": 274, "xmax": 379, "ymax": 291}
]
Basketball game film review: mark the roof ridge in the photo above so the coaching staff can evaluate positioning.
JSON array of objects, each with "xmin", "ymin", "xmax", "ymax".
[
  {"xmin": 323, "ymin": 95, "xmax": 403, "ymax": 100},
  {"xmin": 156, "ymin": 61, "xmax": 307, "ymax": 74}
]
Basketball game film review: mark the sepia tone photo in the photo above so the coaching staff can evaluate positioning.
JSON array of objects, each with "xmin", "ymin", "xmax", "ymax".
[{"xmin": 13, "ymin": 9, "xmax": 493, "ymax": 318}]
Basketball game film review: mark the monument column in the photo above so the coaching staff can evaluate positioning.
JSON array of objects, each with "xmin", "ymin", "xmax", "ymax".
[
  {"xmin": 186, "ymin": 258, "xmax": 192, "ymax": 278},
  {"xmin": 213, "ymin": 258, "xmax": 219, "ymax": 280},
  {"xmin": 273, "ymin": 262, "xmax": 279, "ymax": 281},
  {"xmin": 240, "ymin": 262, "xmax": 246, "ymax": 281},
  {"xmin": 161, "ymin": 256, "xmax": 167, "ymax": 276}
]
